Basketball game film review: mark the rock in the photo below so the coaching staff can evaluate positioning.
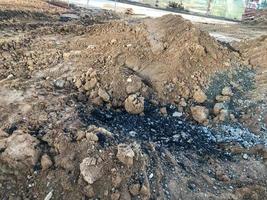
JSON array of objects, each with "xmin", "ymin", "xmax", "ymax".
[
  {"xmin": 213, "ymin": 103, "xmax": 225, "ymax": 115},
  {"xmin": 179, "ymin": 98, "xmax": 187, "ymax": 107},
  {"xmin": 80, "ymin": 156, "xmax": 103, "ymax": 184},
  {"xmin": 222, "ymin": 87, "xmax": 233, "ymax": 96},
  {"xmin": 126, "ymin": 76, "xmax": 143, "ymax": 94},
  {"xmin": 86, "ymin": 132, "xmax": 99, "ymax": 142},
  {"xmin": 110, "ymin": 39, "xmax": 117, "ymax": 44},
  {"xmin": 116, "ymin": 143, "xmax": 135, "ymax": 166},
  {"xmin": 160, "ymin": 107, "xmax": 167, "ymax": 116},
  {"xmin": 129, "ymin": 183, "xmax": 140, "ymax": 196},
  {"xmin": 215, "ymin": 95, "xmax": 231, "ymax": 102},
  {"xmin": 7, "ymin": 74, "xmax": 14, "ymax": 79},
  {"xmin": 83, "ymin": 185, "xmax": 95, "ymax": 198},
  {"xmin": 41, "ymin": 154, "xmax": 53, "ymax": 170},
  {"xmin": 172, "ymin": 111, "xmax": 183, "ymax": 117},
  {"xmin": 124, "ymin": 94, "xmax": 144, "ymax": 114},
  {"xmin": 190, "ymin": 106, "xmax": 209, "ymax": 123},
  {"xmin": 76, "ymin": 131, "xmax": 86, "ymax": 141},
  {"xmin": 44, "ymin": 190, "xmax": 53, "ymax": 200},
  {"xmin": 54, "ymin": 79, "xmax": 65, "ymax": 89},
  {"xmin": 83, "ymin": 78, "xmax": 97, "ymax": 91},
  {"xmin": 193, "ymin": 89, "xmax": 207, "ymax": 103},
  {"xmin": 111, "ymin": 192, "xmax": 120, "ymax": 200},
  {"xmin": 98, "ymin": 88, "xmax": 110, "ymax": 102},
  {"xmin": 0, "ymin": 132, "xmax": 40, "ymax": 167},
  {"xmin": 243, "ymin": 153, "xmax": 249, "ymax": 160}
]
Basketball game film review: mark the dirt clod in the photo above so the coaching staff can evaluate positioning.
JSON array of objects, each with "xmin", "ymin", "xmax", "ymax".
[
  {"xmin": 80, "ymin": 156, "xmax": 104, "ymax": 184},
  {"xmin": 190, "ymin": 106, "xmax": 209, "ymax": 123},
  {"xmin": 124, "ymin": 94, "xmax": 144, "ymax": 114},
  {"xmin": 116, "ymin": 143, "xmax": 135, "ymax": 166},
  {"xmin": 0, "ymin": 132, "xmax": 40, "ymax": 168},
  {"xmin": 193, "ymin": 89, "xmax": 207, "ymax": 103}
]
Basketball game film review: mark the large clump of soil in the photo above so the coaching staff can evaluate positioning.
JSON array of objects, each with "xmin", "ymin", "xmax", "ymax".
[{"xmin": 72, "ymin": 14, "xmax": 238, "ymax": 108}]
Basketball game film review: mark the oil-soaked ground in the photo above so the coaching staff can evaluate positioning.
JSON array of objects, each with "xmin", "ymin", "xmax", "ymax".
[{"xmin": 77, "ymin": 102, "xmax": 265, "ymax": 160}]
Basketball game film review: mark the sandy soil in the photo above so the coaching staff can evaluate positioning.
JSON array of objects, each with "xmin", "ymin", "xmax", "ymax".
[{"xmin": 0, "ymin": 1, "xmax": 266, "ymax": 200}]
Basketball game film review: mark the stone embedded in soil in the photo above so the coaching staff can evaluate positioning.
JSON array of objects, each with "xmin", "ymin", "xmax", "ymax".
[
  {"xmin": 0, "ymin": 132, "xmax": 40, "ymax": 168},
  {"xmin": 190, "ymin": 106, "xmax": 209, "ymax": 124},
  {"xmin": 193, "ymin": 89, "xmax": 207, "ymax": 103},
  {"xmin": 80, "ymin": 156, "xmax": 104, "ymax": 184},
  {"xmin": 98, "ymin": 88, "xmax": 110, "ymax": 102},
  {"xmin": 124, "ymin": 94, "xmax": 144, "ymax": 114},
  {"xmin": 116, "ymin": 143, "xmax": 135, "ymax": 166},
  {"xmin": 222, "ymin": 86, "xmax": 233, "ymax": 96},
  {"xmin": 41, "ymin": 154, "xmax": 53, "ymax": 170},
  {"xmin": 54, "ymin": 79, "xmax": 65, "ymax": 89}
]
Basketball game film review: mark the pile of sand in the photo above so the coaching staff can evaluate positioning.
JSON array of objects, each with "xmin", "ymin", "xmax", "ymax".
[{"xmin": 244, "ymin": 9, "xmax": 267, "ymax": 26}]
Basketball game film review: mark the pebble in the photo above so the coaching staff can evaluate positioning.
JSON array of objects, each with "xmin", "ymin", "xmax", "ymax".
[
  {"xmin": 44, "ymin": 190, "xmax": 53, "ymax": 200},
  {"xmin": 54, "ymin": 79, "xmax": 65, "ymax": 89},
  {"xmin": 172, "ymin": 111, "xmax": 183, "ymax": 117},
  {"xmin": 243, "ymin": 153, "xmax": 249, "ymax": 160},
  {"xmin": 222, "ymin": 86, "xmax": 233, "ymax": 96},
  {"xmin": 190, "ymin": 106, "xmax": 209, "ymax": 124},
  {"xmin": 193, "ymin": 89, "xmax": 207, "ymax": 103}
]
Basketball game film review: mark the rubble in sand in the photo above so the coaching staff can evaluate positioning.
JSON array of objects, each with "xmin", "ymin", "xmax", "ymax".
[{"xmin": 0, "ymin": 0, "xmax": 267, "ymax": 199}]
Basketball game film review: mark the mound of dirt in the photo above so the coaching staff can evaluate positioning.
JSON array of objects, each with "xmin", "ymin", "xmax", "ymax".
[
  {"xmin": 235, "ymin": 35, "xmax": 267, "ymax": 68},
  {"xmin": 243, "ymin": 9, "xmax": 267, "ymax": 26},
  {"xmin": 232, "ymin": 35, "xmax": 267, "ymax": 133},
  {"xmin": 72, "ymin": 14, "xmax": 239, "ymax": 109},
  {"xmin": 0, "ymin": 4, "xmax": 267, "ymax": 199}
]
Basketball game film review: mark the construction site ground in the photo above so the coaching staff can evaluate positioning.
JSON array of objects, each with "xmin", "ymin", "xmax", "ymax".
[{"xmin": 0, "ymin": 1, "xmax": 266, "ymax": 200}]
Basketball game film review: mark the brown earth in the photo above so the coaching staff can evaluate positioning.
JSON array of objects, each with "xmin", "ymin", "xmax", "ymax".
[
  {"xmin": 0, "ymin": 1, "xmax": 267, "ymax": 200},
  {"xmin": 0, "ymin": 0, "xmax": 66, "ymax": 13},
  {"xmin": 243, "ymin": 9, "xmax": 267, "ymax": 27}
]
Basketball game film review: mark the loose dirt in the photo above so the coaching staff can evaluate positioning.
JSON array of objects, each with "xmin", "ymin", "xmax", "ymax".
[{"xmin": 0, "ymin": 1, "xmax": 267, "ymax": 200}]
